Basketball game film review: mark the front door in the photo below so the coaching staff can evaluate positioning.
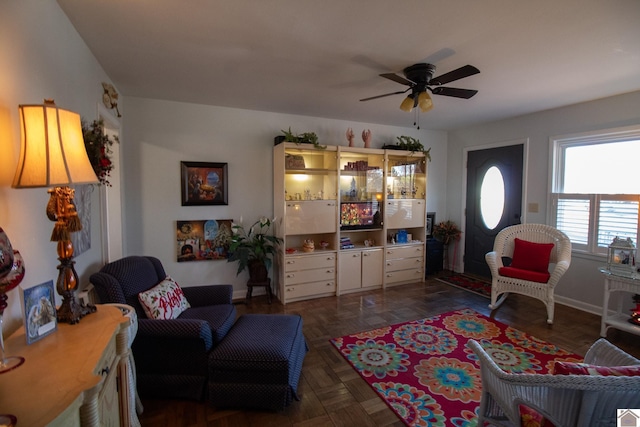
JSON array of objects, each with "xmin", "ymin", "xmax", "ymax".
[{"xmin": 464, "ymin": 144, "xmax": 523, "ymax": 277}]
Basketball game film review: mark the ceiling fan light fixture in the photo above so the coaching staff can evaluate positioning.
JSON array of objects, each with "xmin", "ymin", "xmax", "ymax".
[
  {"xmin": 400, "ymin": 94, "xmax": 414, "ymax": 112},
  {"xmin": 418, "ymin": 91, "xmax": 433, "ymax": 112}
]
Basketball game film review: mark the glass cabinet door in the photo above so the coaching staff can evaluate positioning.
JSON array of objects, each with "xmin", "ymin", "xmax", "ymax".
[
  {"xmin": 386, "ymin": 154, "xmax": 426, "ymax": 200},
  {"xmin": 338, "ymin": 149, "xmax": 384, "ymax": 230}
]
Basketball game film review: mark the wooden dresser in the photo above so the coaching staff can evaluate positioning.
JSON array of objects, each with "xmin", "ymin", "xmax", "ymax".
[{"xmin": 0, "ymin": 304, "xmax": 137, "ymax": 426}]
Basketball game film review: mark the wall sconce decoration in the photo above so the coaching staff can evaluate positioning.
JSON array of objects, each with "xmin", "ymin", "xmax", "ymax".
[
  {"xmin": 607, "ymin": 236, "xmax": 636, "ymax": 275},
  {"xmin": 101, "ymin": 82, "xmax": 121, "ymax": 117},
  {"xmin": 12, "ymin": 100, "xmax": 99, "ymax": 324}
]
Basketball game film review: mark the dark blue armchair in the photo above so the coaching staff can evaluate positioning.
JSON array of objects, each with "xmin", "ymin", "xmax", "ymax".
[{"xmin": 90, "ymin": 256, "xmax": 236, "ymax": 401}]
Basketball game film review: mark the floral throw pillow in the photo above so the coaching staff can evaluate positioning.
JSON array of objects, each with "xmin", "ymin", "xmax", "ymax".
[
  {"xmin": 553, "ymin": 361, "xmax": 640, "ymax": 376},
  {"xmin": 138, "ymin": 276, "xmax": 190, "ymax": 320}
]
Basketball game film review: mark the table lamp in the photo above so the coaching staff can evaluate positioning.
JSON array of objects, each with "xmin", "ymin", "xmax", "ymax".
[{"xmin": 12, "ymin": 100, "xmax": 99, "ymax": 324}]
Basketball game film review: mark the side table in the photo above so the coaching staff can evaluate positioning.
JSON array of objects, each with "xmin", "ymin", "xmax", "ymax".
[
  {"xmin": 599, "ymin": 267, "xmax": 640, "ymax": 337},
  {"xmin": 246, "ymin": 278, "xmax": 272, "ymax": 304}
]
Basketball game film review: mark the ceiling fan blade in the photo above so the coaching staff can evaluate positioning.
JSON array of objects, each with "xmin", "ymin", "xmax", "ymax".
[
  {"xmin": 429, "ymin": 65, "xmax": 480, "ymax": 86},
  {"xmin": 431, "ymin": 86, "xmax": 478, "ymax": 99},
  {"xmin": 380, "ymin": 72, "xmax": 414, "ymax": 86},
  {"xmin": 360, "ymin": 89, "xmax": 409, "ymax": 102}
]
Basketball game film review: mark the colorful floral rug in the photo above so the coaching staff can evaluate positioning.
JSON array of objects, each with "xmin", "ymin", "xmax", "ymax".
[
  {"xmin": 329, "ymin": 308, "xmax": 582, "ymax": 427},
  {"xmin": 436, "ymin": 274, "xmax": 492, "ymax": 298}
]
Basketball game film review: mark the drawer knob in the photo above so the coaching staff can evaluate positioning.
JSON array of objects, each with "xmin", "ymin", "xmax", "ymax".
[{"xmin": 287, "ymin": 274, "xmax": 295, "ymax": 278}]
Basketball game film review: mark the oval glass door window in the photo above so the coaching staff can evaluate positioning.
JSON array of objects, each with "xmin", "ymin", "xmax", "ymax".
[{"xmin": 480, "ymin": 166, "xmax": 505, "ymax": 230}]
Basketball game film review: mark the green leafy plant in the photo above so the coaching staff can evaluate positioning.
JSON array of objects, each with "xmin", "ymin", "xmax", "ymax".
[
  {"xmin": 227, "ymin": 217, "xmax": 283, "ymax": 275},
  {"xmin": 83, "ymin": 119, "xmax": 119, "ymax": 186},
  {"xmin": 280, "ymin": 127, "xmax": 326, "ymax": 149},
  {"xmin": 395, "ymin": 136, "xmax": 431, "ymax": 161}
]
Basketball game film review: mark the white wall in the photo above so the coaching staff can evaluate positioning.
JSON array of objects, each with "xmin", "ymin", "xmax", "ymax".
[
  {"xmin": 0, "ymin": 1, "xmax": 118, "ymax": 334},
  {"xmin": 447, "ymin": 90, "xmax": 640, "ymax": 313},
  {"xmin": 122, "ymin": 98, "xmax": 448, "ymax": 298}
]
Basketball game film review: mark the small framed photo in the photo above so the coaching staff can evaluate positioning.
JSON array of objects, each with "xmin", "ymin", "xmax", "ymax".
[
  {"xmin": 21, "ymin": 280, "xmax": 57, "ymax": 345},
  {"xmin": 181, "ymin": 161, "xmax": 228, "ymax": 206},
  {"xmin": 426, "ymin": 212, "xmax": 436, "ymax": 238}
]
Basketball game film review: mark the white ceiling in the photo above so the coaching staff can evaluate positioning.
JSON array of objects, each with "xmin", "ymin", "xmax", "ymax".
[{"xmin": 57, "ymin": 0, "xmax": 640, "ymax": 131}]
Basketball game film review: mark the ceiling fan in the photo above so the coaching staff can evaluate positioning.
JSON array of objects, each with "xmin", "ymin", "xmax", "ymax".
[{"xmin": 360, "ymin": 63, "xmax": 480, "ymax": 112}]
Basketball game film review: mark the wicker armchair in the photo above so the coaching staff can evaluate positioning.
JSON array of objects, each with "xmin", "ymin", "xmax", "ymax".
[
  {"xmin": 485, "ymin": 223, "xmax": 571, "ymax": 324},
  {"xmin": 469, "ymin": 338, "xmax": 640, "ymax": 427},
  {"xmin": 90, "ymin": 256, "xmax": 237, "ymax": 401}
]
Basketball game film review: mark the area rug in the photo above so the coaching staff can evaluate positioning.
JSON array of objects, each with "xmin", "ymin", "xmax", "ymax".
[
  {"xmin": 330, "ymin": 308, "xmax": 582, "ymax": 427},
  {"xmin": 436, "ymin": 273, "xmax": 492, "ymax": 298}
]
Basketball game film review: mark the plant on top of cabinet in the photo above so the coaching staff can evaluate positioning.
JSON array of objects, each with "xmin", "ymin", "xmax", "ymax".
[
  {"xmin": 278, "ymin": 127, "xmax": 327, "ymax": 149},
  {"xmin": 384, "ymin": 136, "xmax": 431, "ymax": 161}
]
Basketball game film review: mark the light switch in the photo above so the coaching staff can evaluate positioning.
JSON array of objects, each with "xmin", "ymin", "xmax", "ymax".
[{"xmin": 528, "ymin": 202, "xmax": 539, "ymax": 213}]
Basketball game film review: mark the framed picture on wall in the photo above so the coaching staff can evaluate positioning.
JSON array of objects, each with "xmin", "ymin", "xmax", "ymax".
[
  {"xmin": 426, "ymin": 212, "xmax": 436, "ymax": 238},
  {"xmin": 181, "ymin": 161, "xmax": 228, "ymax": 206},
  {"xmin": 176, "ymin": 219, "xmax": 234, "ymax": 262}
]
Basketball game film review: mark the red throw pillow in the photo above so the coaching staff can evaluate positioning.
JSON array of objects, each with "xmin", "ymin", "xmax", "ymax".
[
  {"xmin": 553, "ymin": 361, "xmax": 640, "ymax": 376},
  {"xmin": 499, "ymin": 266, "xmax": 551, "ymax": 283},
  {"xmin": 510, "ymin": 238, "xmax": 554, "ymax": 273}
]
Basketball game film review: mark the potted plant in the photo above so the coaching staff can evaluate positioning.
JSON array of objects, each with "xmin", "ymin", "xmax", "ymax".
[
  {"xmin": 276, "ymin": 127, "xmax": 326, "ymax": 149},
  {"xmin": 82, "ymin": 119, "xmax": 119, "ymax": 186},
  {"xmin": 432, "ymin": 220, "xmax": 462, "ymax": 245},
  {"xmin": 384, "ymin": 136, "xmax": 432, "ymax": 161},
  {"xmin": 227, "ymin": 217, "xmax": 283, "ymax": 280}
]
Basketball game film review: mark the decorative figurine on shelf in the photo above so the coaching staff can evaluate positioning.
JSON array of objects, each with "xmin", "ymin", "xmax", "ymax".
[
  {"xmin": 346, "ymin": 128, "xmax": 355, "ymax": 147},
  {"xmin": 630, "ymin": 294, "xmax": 640, "ymax": 326},
  {"xmin": 362, "ymin": 129, "xmax": 372, "ymax": 148},
  {"xmin": 302, "ymin": 239, "xmax": 315, "ymax": 252}
]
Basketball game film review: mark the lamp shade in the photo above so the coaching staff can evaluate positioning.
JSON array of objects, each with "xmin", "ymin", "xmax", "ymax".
[
  {"xmin": 418, "ymin": 91, "xmax": 433, "ymax": 113},
  {"xmin": 12, "ymin": 100, "xmax": 98, "ymax": 188},
  {"xmin": 399, "ymin": 94, "xmax": 415, "ymax": 112}
]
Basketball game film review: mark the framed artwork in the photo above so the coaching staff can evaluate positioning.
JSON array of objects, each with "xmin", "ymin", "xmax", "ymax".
[
  {"xmin": 426, "ymin": 212, "xmax": 436, "ymax": 238},
  {"xmin": 21, "ymin": 280, "xmax": 57, "ymax": 345},
  {"xmin": 177, "ymin": 219, "xmax": 233, "ymax": 262},
  {"xmin": 181, "ymin": 161, "xmax": 228, "ymax": 206}
]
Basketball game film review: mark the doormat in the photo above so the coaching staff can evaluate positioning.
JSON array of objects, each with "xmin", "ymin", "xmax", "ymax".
[
  {"xmin": 329, "ymin": 308, "xmax": 582, "ymax": 427},
  {"xmin": 436, "ymin": 273, "xmax": 491, "ymax": 298}
]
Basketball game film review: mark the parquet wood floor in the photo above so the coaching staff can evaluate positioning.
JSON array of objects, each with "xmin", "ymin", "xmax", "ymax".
[{"xmin": 138, "ymin": 276, "xmax": 640, "ymax": 427}]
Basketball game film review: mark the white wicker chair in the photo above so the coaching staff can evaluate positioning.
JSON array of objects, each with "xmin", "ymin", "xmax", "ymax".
[
  {"xmin": 468, "ymin": 338, "xmax": 640, "ymax": 427},
  {"xmin": 485, "ymin": 224, "xmax": 571, "ymax": 324}
]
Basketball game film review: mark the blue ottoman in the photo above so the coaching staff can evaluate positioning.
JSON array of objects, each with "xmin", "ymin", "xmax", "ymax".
[{"xmin": 208, "ymin": 314, "xmax": 307, "ymax": 410}]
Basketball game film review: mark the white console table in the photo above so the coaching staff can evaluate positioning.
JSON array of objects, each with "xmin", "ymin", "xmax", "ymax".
[
  {"xmin": 0, "ymin": 304, "xmax": 138, "ymax": 426},
  {"xmin": 599, "ymin": 267, "xmax": 640, "ymax": 337}
]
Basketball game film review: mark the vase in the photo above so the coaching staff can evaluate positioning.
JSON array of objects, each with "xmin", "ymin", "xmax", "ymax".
[{"xmin": 248, "ymin": 259, "xmax": 268, "ymax": 282}]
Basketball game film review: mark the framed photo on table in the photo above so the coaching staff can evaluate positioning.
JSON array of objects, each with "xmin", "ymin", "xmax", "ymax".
[
  {"xmin": 181, "ymin": 161, "xmax": 228, "ymax": 206},
  {"xmin": 21, "ymin": 280, "xmax": 57, "ymax": 345}
]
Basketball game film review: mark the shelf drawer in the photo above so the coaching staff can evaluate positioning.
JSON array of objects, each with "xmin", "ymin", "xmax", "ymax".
[
  {"xmin": 385, "ymin": 268, "xmax": 423, "ymax": 284},
  {"xmin": 285, "ymin": 280, "xmax": 336, "ymax": 299},
  {"xmin": 286, "ymin": 201, "xmax": 337, "ymax": 234},
  {"xmin": 285, "ymin": 267, "xmax": 335, "ymax": 285},
  {"xmin": 285, "ymin": 253, "xmax": 336, "ymax": 272},
  {"xmin": 386, "ymin": 257, "xmax": 424, "ymax": 272},
  {"xmin": 386, "ymin": 244, "xmax": 424, "ymax": 259}
]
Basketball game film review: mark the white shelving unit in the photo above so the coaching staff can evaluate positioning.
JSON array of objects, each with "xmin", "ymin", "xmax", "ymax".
[
  {"xmin": 274, "ymin": 142, "xmax": 427, "ymax": 304},
  {"xmin": 599, "ymin": 267, "xmax": 640, "ymax": 337}
]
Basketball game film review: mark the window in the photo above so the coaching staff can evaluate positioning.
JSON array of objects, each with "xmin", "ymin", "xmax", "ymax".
[{"xmin": 551, "ymin": 125, "xmax": 640, "ymax": 255}]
